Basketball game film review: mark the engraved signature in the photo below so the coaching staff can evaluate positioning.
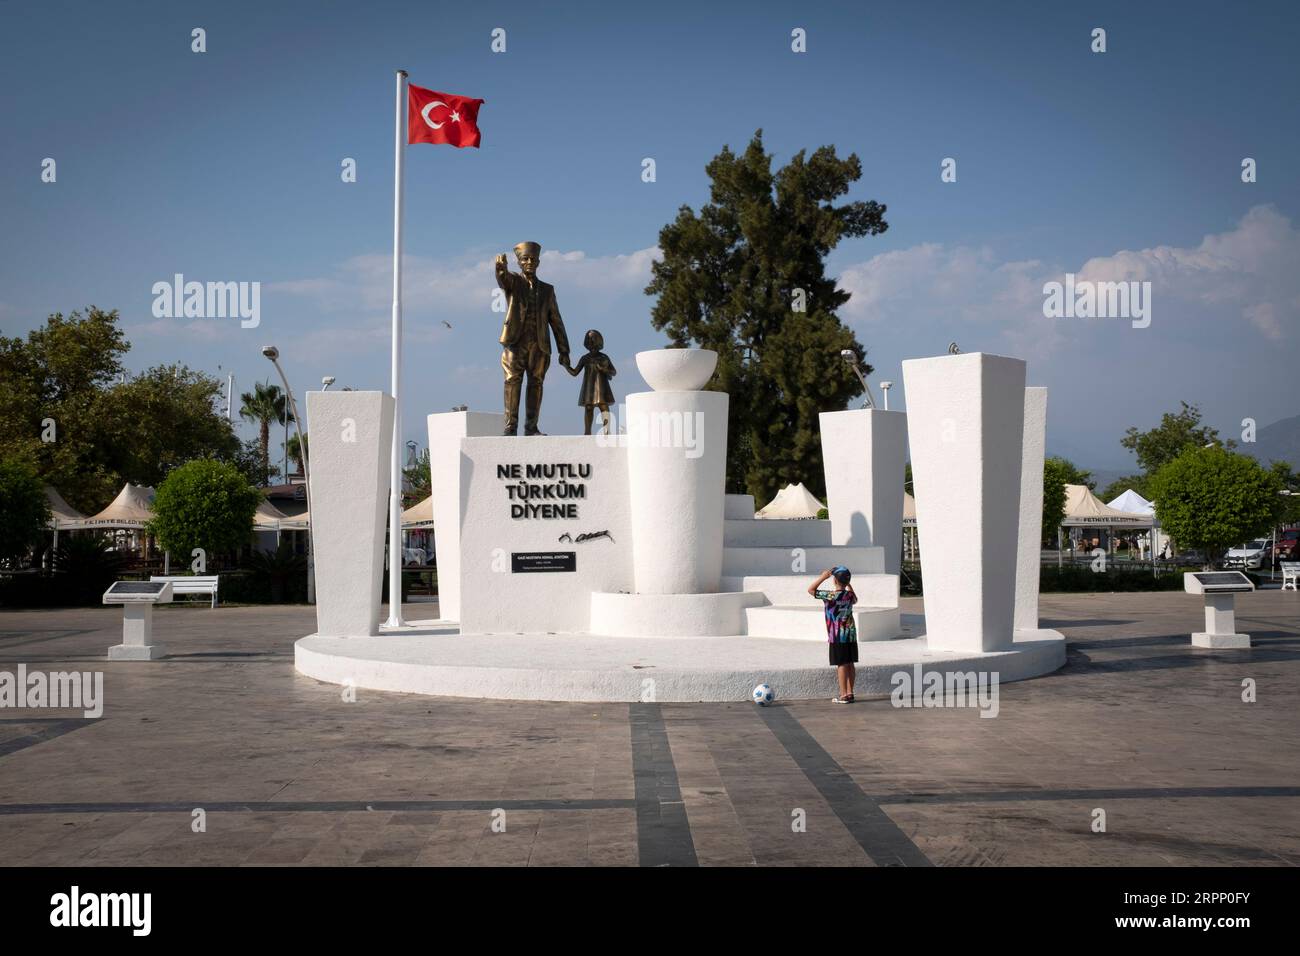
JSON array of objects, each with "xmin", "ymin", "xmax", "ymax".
[{"xmin": 558, "ymin": 530, "xmax": 612, "ymax": 544}]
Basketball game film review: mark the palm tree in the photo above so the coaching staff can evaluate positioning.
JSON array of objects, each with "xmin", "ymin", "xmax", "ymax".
[
  {"xmin": 239, "ymin": 380, "xmax": 293, "ymax": 486},
  {"xmin": 285, "ymin": 432, "xmax": 308, "ymax": 477}
]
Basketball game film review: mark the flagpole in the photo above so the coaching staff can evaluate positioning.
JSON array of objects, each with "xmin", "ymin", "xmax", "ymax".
[{"xmin": 386, "ymin": 68, "xmax": 408, "ymax": 628}]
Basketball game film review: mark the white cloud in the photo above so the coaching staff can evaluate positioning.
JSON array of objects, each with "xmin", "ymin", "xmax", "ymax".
[
  {"xmin": 268, "ymin": 246, "xmax": 659, "ymax": 318},
  {"xmin": 836, "ymin": 204, "xmax": 1297, "ymax": 346}
]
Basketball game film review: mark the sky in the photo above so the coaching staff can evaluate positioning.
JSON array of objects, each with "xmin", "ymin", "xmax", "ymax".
[{"xmin": 1, "ymin": 0, "xmax": 1297, "ymax": 474}]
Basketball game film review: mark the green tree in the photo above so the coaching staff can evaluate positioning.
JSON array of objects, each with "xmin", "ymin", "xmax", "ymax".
[
  {"xmin": 403, "ymin": 447, "xmax": 430, "ymax": 505},
  {"xmin": 1041, "ymin": 458, "xmax": 1071, "ymax": 544},
  {"xmin": 52, "ymin": 534, "xmax": 123, "ymax": 604},
  {"xmin": 1267, "ymin": 461, "xmax": 1300, "ymax": 526},
  {"xmin": 0, "ymin": 309, "xmax": 239, "ymax": 511},
  {"xmin": 1045, "ymin": 456, "xmax": 1094, "ymax": 491},
  {"xmin": 228, "ymin": 437, "xmax": 273, "ymax": 487},
  {"xmin": 239, "ymin": 380, "xmax": 293, "ymax": 486},
  {"xmin": 1122, "ymin": 401, "xmax": 1235, "ymax": 475},
  {"xmin": 99, "ymin": 364, "xmax": 239, "ymax": 488},
  {"xmin": 285, "ymin": 432, "xmax": 309, "ymax": 477},
  {"xmin": 0, "ymin": 307, "xmax": 130, "ymax": 511},
  {"xmin": 148, "ymin": 459, "xmax": 261, "ymax": 561},
  {"xmin": 645, "ymin": 130, "xmax": 888, "ymax": 502},
  {"xmin": 0, "ymin": 456, "xmax": 50, "ymax": 566},
  {"xmin": 1148, "ymin": 447, "xmax": 1283, "ymax": 568}
]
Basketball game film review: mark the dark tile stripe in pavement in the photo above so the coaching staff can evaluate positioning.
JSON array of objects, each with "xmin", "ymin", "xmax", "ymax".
[
  {"xmin": 0, "ymin": 718, "xmax": 97, "ymax": 758},
  {"xmin": 758, "ymin": 706, "xmax": 932, "ymax": 867},
  {"xmin": 0, "ymin": 799, "xmax": 635, "ymax": 815},
  {"xmin": 629, "ymin": 703, "xmax": 698, "ymax": 867},
  {"xmin": 879, "ymin": 786, "xmax": 1300, "ymax": 805}
]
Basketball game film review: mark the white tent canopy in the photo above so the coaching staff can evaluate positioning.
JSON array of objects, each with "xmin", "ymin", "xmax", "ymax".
[
  {"xmin": 278, "ymin": 510, "xmax": 310, "ymax": 530},
  {"xmin": 903, "ymin": 491, "xmax": 916, "ymax": 527},
  {"xmin": 756, "ymin": 483, "xmax": 825, "ymax": 519},
  {"xmin": 1062, "ymin": 484, "xmax": 1151, "ymax": 528},
  {"xmin": 253, "ymin": 498, "xmax": 291, "ymax": 530},
  {"xmin": 1107, "ymin": 488, "xmax": 1154, "ymax": 516},
  {"xmin": 401, "ymin": 494, "xmax": 434, "ymax": 528},
  {"xmin": 78, "ymin": 483, "xmax": 156, "ymax": 529},
  {"xmin": 44, "ymin": 486, "xmax": 85, "ymax": 530}
]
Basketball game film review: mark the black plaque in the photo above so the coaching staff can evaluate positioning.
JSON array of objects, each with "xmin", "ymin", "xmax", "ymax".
[
  {"xmin": 1192, "ymin": 571, "xmax": 1253, "ymax": 591},
  {"xmin": 106, "ymin": 581, "xmax": 168, "ymax": 595},
  {"xmin": 511, "ymin": 551, "xmax": 577, "ymax": 573}
]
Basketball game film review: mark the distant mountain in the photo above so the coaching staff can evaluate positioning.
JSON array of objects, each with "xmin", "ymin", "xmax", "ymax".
[{"xmin": 1241, "ymin": 414, "xmax": 1300, "ymax": 470}]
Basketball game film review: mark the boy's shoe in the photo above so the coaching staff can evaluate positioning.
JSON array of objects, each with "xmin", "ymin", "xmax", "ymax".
[{"xmin": 832, "ymin": 695, "xmax": 855, "ymax": 704}]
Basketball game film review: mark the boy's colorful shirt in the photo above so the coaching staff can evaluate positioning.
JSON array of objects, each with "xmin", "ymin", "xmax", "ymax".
[{"xmin": 814, "ymin": 588, "xmax": 858, "ymax": 643}]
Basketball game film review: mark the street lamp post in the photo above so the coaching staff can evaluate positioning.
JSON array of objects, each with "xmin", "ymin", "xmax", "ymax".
[
  {"xmin": 262, "ymin": 346, "xmax": 314, "ymax": 605},
  {"xmin": 840, "ymin": 349, "xmax": 876, "ymax": 409}
]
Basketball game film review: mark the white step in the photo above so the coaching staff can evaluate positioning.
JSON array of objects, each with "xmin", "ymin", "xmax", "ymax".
[
  {"xmin": 724, "ymin": 494, "xmax": 755, "ymax": 519},
  {"xmin": 722, "ymin": 518, "xmax": 832, "ymax": 547},
  {"xmin": 722, "ymin": 545, "xmax": 884, "ymax": 576},
  {"xmin": 720, "ymin": 573, "xmax": 898, "ymax": 608},
  {"xmin": 745, "ymin": 604, "xmax": 902, "ymax": 642}
]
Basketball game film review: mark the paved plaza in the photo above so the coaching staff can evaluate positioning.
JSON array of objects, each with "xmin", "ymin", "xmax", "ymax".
[{"xmin": 1, "ymin": 591, "xmax": 1297, "ymax": 867}]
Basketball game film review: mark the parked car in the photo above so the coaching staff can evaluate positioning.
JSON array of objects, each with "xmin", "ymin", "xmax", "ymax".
[
  {"xmin": 1276, "ymin": 528, "xmax": 1300, "ymax": 562},
  {"xmin": 1224, "ymin": 539, "xmax": 1272, "ymax": 570}
]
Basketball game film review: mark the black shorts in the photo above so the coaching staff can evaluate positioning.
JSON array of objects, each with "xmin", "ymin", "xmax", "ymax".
[{"xmin": 829, "ymin": 642, "xmax": 859, "ymax": 666}]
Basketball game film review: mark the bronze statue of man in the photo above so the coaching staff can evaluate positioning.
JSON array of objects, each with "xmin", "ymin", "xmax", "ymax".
[{"xmin": 496, "ymin": 242, "xmax": 570, "ymax": 436}]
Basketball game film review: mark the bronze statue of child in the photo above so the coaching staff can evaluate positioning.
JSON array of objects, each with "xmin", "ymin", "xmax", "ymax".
[{"xmin": 563, "ymin": 330, "xmax": 616, "ymax": 435}]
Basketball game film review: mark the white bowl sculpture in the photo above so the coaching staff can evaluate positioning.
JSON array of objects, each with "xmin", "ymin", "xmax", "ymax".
[{"xmin": 636, "ymin": 348, "xmax": 718, "ymax": 392}]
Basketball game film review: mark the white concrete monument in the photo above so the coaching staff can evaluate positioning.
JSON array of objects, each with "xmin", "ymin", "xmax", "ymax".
[
  {"xmin": 625, "ymin": 349, "xmax": 727, "ymax": 594},
  {"xmin": 457, "ymin": 435, "xmax": 633, "ymax": 634},
  {"xmin": 1014, "ymin": 387, "xmax": 1048, "ymax": 631},
  {"xmin": 295, "ymin": 347, "xmax": 1066, "ymax": 701},
  {"xmin": 427, "ymin": 410, "xmax": 505, "ymax": 622},
  {"xmin": 819, "ymin": 408, "xmax": 908, "ymax": 574},
  {"xmin": 903, "ymin": 352, "xmax": 1026, "ymax": 653},
  {"xmin": 307, "ymin": 390, "xmax": 395, "ymax": 638}
]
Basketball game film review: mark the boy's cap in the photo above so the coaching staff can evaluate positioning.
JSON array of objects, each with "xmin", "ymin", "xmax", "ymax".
[{"xmin": 832, "ymin": 565, "xmax": 851, "ymax": 583}]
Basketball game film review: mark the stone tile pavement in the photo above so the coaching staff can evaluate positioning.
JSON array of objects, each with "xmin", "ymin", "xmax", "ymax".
[{"xmin": 0, "ymin": 590, "xmax": 1296, "ymax": 866}]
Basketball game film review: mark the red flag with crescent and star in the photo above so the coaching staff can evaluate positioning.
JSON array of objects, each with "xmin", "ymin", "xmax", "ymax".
[{"xmin": 408, "ymin": 84, "xmax": 484, "ymax": 148}]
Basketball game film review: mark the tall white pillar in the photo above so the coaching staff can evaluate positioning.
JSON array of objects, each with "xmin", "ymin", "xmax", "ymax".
[
  {"xmin": 307, "ymin": 391, "xmax": 395, "ymax": 637},
  {"xmin": 819, "ymin": 408, "xmax": 908, "ymax": 574},
  {"xmin": 902, "ymin": 353, "xmax": 1026, "ymax": 653},
  {"xmin": 625, "ymin": 351, "xmax": 727, "ymax": 594},
  {"xmin": 426, "ymin": 411, "xmax": 504, "ymax": 622},
  {"xmin": 1015, "ymin": 387, "xmax": 1048, "ymax": 631}
]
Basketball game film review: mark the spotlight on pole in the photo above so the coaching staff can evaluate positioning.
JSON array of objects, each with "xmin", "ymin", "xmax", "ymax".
[
  {"xmin": 879, "ymin": 381, "xmax": 893, "ymax": 411},
  {"xmin": 840, "ymin": 349, "xmax": 875, "ymax": 409},
  {"xmin": 262, "ymin": 345, "xmax": 315, "ymax": 605},
  {"xmin": 322, "ymin": 376, "xmax": 336, "ymax": 391}
]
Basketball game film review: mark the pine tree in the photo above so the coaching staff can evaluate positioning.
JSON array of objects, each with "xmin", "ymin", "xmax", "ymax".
[{"xmin": 645, "ymin": 131, "xmax": 887, "ymax": 502}]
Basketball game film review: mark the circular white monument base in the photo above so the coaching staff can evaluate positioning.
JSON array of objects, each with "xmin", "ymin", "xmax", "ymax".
[
  {"xmin": 294, "ymin": 621, "xmax": 1066, "ymax": 703},
  {"xmin": 589, "ymin": 590, "xmax": 766, "ymax": 637}
]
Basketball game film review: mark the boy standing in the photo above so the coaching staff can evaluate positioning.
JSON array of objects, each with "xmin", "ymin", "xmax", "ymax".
[{"xmin": 808, "ymin": 566, "xmax": 858, "ymax": 704}]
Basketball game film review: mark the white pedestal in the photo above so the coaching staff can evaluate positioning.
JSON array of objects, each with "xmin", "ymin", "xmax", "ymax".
[
  {"xmin": 427, "ymin": 411, "xmax": 505, "ymax": 622},
  {"xmin": 108, "ymin": 604, "xmax": 166, "ymax": 660},
  {"xmin": 1191, "ymin": 593, "xmax": 1251, "ymax": 648},
  {"xmin": 307, "ymin": 391, "xmax": 395, "ymax": 637},
  {"xmin": 625, "ymin": 390, "xmax": 727, "ymax": 594},
  {"xmin": 456, "ymin": 435, "xmax": 633, "ymax": 634},
  {"xmin": 903, "ymin": 352, "xmax": 1026, "ymax": 653},
  {"xmin": 1014, "ymin": 387, "xmax": 1048, "ymax": 631},
  {"xmin": 819, "ymin": 408, "xmax": 907, "ymax": 574}
]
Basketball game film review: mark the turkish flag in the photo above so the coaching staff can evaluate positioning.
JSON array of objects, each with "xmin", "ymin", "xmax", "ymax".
[{"xmin": 408, "ymin": 84, "xmax": 484, "ymax": 148}]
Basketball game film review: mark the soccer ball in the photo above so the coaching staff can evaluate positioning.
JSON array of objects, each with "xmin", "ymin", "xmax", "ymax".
[{"xmin": 752, "ymin": 683, "xmax": 775, "ymax": 706}]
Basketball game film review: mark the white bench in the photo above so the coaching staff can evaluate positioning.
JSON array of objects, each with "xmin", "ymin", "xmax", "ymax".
[
  {"xmin": 150, "ymin": 575, "xmax": 220, "ymax": 608},
  {"xmin": 1282, "ymin": 562, "xmax": 1300, "ymax": 592}
]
